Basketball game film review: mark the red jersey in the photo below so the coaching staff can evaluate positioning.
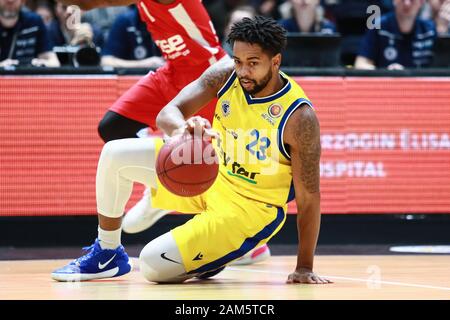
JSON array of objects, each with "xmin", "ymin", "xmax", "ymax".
[{"xmin": 137, "ymin": 0, "xmax": 227, "ymax": 70}]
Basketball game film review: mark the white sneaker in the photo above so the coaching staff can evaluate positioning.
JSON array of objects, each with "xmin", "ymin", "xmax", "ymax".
[
  {"xmin": 230, "ymin": 244, "xmax": 271, "ymax": 266},
  {"xmin": 122, "ymin": 188, "xmax": 171, "ymax": 234}
]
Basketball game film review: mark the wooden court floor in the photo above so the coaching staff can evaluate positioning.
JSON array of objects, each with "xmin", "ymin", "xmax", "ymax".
[{"xmin": 1, "ymin": 255, "xmax": 449, "ymax": 300}]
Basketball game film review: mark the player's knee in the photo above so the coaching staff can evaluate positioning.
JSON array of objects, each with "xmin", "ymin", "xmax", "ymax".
[
  {"xmin": 100, "ymin": 140, "xmax": 117, "ymax": 161},
  {"xmin": 139, "ymin": 259, "xmax": 178, "ymax": 284},
  {"xmin": 139, "ymin": 252, "xmax": 184, "ymax": 284},
  {"xmin": 139, "ymin": 240, "xmax": 188, "ymax": 284},
  {"xmin": 98, "ymin": 140, "xmax": 127, "ymax": 171}
]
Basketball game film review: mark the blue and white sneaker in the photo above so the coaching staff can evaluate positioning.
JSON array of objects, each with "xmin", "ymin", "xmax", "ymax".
[{"xmin": 51, "ymin": 239, "xmax": 132, "ymax": 282}]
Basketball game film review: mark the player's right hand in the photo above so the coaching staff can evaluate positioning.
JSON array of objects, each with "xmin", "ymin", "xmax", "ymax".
[
  {"xmin": 175, "ymin": 116, "xmax": 219, "ymax": 140},
  {"xmin": 287, "ymin": 268, "xmax": 333, "ymax": 285}
]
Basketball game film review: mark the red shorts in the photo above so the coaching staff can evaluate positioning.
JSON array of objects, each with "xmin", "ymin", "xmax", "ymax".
[{"xmin": 110, "ymin": 63, "xmax": 217, "ymax": 130}]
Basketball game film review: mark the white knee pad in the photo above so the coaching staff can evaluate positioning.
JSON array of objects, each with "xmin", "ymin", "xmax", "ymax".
[
  {"xmin": 98, "ymin": 140, "xmax": 124, "ymax": 174},
  {"xmin": 96, "ymin": 138, "xmax": 158, "ymax": 218},
  {"xmin": 139, "ymin": 232, "xmax": 191, "ymax": 284}
]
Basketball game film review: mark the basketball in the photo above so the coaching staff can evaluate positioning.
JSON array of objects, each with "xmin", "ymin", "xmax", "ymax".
[{"xmin": 156, "ymin": 134, "xmax": 219, "ymax": 197}]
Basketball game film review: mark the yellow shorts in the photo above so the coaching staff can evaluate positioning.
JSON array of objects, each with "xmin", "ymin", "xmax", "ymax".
[{"xmin": 151, "ymin": 138, "xmax": 287, "ymax": 274}]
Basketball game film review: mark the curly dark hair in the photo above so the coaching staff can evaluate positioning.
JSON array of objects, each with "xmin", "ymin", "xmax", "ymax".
[{"xmin": 227, "ymin": 15, "xmax": 287, "ymax": 56}]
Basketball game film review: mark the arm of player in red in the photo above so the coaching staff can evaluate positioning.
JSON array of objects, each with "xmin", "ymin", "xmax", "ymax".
[
  {"xmin": 283, "ymin": 104, "xmax": 333, "ymax": 285},
  {"xmin": 156, "ymin": 57, "xmax": 234, "ymax": 138}
]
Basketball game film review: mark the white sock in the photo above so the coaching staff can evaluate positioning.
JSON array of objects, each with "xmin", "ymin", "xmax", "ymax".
[{"xmin": 98, "ymin": 226, "xmax": 121, "ymax": 250}]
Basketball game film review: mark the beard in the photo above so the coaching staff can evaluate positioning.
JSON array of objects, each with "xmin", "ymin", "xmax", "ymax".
[
  {"xmin": 0, "ymin": 8, "xmax": 20, "ymax": 20},
  {"xmin": 239, "ymin": 68, "xmax": 272, "ymax": 96}
]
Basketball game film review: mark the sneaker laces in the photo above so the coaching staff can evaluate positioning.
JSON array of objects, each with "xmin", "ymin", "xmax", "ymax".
[
  {"xmin": 72, "ymin": 241, "xmax": 98, "ymax": 266},
  {"xmin": 81, "ymin": 243, "xmax": 95, "ymax": 252}
]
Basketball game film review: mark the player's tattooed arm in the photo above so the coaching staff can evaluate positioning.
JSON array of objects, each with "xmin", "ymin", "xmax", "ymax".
[
  {"xmin": 199, "ymin": 58, "xmax": 235, "ymax": 93},
  {"xmin": 156, "ymin": 57, "xmax": 234, "ymax": 136},
  {"xmin": 293, "ymin": 106, "xmax": 321, "ymax": 193},
  {"xmin": 284, "ymin": 104, "xmax": 321, "ymax": 193},
  {"xmin": 284, "ymin": 104, "xmax": 330, "ymax": 284}
]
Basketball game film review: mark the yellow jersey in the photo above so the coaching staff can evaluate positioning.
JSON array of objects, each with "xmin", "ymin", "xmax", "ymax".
[{"xmin": 212, "ymin": 70, "xmax": 313, "ymax": 207}]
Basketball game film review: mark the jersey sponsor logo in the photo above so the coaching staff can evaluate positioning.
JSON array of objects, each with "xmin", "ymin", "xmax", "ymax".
[
  {"xmin": 155, "ymin": 34, "xmax": 190, "ymax": 59},
  {"xmin": 227, "ymin": 161, "xmax": 260, "ymax": 184},
  {"xmin": 268, "ymin": 104, "xmax": 283, "ymax": 118},
  {"xmin": 261, "ymin": 104, "xmax": 283, "ymax": 126}
]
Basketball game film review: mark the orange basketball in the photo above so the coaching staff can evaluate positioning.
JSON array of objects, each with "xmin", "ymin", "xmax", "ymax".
[{"xmin": 156, "ymin": 134, "xmax": 219, "ymax": 197}]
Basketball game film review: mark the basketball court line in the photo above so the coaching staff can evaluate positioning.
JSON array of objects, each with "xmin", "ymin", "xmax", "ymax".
[
  {"xmin": 227, "ymin": 267, "xmax": 450, "ymax": 292},
  {"xmin": 7, "ymin": 259, "xmax": 448, "ymax": 293}
]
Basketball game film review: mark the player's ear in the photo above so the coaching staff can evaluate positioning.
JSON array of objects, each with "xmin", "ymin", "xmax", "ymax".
[{"xmin": 272, "ymin": 53, "xmax": 281, "ymax": 69}]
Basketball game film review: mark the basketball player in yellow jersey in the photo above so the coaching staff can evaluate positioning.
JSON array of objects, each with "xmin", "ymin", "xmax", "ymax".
[{"xmin": 52, "ymin": 16, "xmax": 332, "ymax": 284}]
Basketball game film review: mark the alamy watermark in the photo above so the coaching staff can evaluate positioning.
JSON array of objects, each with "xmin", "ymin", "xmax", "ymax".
[
  {"xmin": 367, "ymin": 5, "xmax": 382, "ymax": 30},
  {"xmin": 366, "ymin": 265, "xmax": 382, "ymax": 289}
]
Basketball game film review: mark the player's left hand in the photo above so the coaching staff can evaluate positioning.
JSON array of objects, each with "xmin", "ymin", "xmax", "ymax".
[{"xmin": 287, "ymin": 268, "xmax": 333, "ymax": 284}]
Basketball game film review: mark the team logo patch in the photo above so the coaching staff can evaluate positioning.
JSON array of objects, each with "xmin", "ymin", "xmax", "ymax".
[
  {"xmin": 268, "ymin": 104, "xmax": 283, "ymax": 118},
  {"xmin": 222, "ymin": 101, "xmax": 231, "ymax": 117}
]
